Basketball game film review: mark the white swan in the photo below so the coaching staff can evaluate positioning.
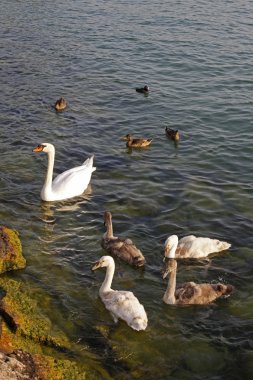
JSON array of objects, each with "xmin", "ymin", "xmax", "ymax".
[
  {"xmin": 162, "ymin": 258, "xmax": 234, "ymax": 305},
  {"xmin": 33, "ymin": 143, "xmax": 96, "ymax": 201},
  {"xmin": 92, "ymin": 256, "xmax": 148, "ymax": 331},
  {"xmin": 164, "ymin": 234, "xmax": 231, "ymax": 259}
]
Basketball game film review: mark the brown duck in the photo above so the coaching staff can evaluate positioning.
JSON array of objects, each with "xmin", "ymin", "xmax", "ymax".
[
  {"xmin": 101, "ymin": 211, "xmax": 145, "ymax": 267},
  {"xmin": 162, "ymin": 258, "xmax": 234, "ymax": 305},
  {"xmin": 54, "ymin": 97, "xmax": 67, "ymax": 111},
  {"xmin": 122, "ymin": 134, "xmax": 152, "ymax": 148},
  {"xmin": 165, "ymin": 127, "xmax": 180, "ymax": 142}
]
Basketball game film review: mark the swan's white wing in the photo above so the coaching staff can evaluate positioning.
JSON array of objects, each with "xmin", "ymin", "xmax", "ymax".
[
  {"xmin": 177, "ymin": 236, "xmax": 231, "ymax": 258},
  {"xmin": 51, "ymin": 156, "xmax": 96, "ymax": 199},
  {"xmin": 101, "ymin": 290, "xmax": 148, "ymax": 331},
  {"xmin": 178, "ymin": 235, "xmax": 196, "ymax": 244},
  {"xmin": 53, "ymin": 155, "xmax": 95, "ymax": 185}
]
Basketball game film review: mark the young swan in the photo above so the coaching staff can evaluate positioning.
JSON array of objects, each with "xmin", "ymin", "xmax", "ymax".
[
  {"xmin": 162, "ymin": 258, "xmax": 234, "ymax": 305},
  {"xmin": 102, "ymin": 211, "xmax": 145, "ymax": 267},
  {"xmin": 92, "ymin": 256, "xmax": 148, "ymax": 331},
  {"xmin": 33, "ymin": 143, "xmax": 96, "ymax": 201},
  {"xmin": 164, "ymin": 234, "xmax": 231, "ymax": 259}
]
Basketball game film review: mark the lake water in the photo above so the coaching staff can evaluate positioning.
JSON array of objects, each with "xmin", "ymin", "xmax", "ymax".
[{"xmin": 1, "ymin": 0, "xmax": 253, "ymax": 378}]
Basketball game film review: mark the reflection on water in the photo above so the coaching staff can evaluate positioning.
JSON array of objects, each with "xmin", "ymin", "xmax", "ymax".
[
  {"xmin": 39, "ymin": 185, "xmax": 93, "ymax": 222},
  {"xmin": 37, "ymin": 186, "xmax": 94, "ymax": 254}
]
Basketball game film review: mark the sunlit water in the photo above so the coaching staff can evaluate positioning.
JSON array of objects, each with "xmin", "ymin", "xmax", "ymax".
[{"xmin": 1, "ymin": 0, "xmax": 253, "ymax": 378}]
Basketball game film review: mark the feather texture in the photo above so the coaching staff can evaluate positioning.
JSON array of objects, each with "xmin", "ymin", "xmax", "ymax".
[{"xmin": 92, "ymin": 256, "xmax": 148, "ymax": 331}]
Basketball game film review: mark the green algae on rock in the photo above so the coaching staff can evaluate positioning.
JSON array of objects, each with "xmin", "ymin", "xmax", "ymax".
[
  {"xmin": 0, "ymin": 278, "xmax": 113, "ymax": 380},
  {"xmin": 0, "ymin": 278, "xmax": 70, "ymax": 349},
  {"xmin": 0, "ymin": 227, "xmax": 26, "ymax": 274}
]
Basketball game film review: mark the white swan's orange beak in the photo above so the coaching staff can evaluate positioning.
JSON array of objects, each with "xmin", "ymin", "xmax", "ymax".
[{"xmin": 33, "ymin": 144, "xmax": 45, "ymax": 152}]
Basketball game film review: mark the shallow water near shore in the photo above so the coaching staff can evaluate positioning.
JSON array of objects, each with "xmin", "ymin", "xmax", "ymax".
[{"xmin": 1, "ymin": 0, "xmax": 253, "ymax": 378}]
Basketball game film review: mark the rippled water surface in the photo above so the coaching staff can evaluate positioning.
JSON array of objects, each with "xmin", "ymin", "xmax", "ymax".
[{"xmin": 1, "ymin": 0, "xmax": 253, "ymax": 378}]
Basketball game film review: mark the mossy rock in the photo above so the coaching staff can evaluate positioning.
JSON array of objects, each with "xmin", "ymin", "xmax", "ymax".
[
  {"xmin": 35, "ymin": 354, "xmax": 87, "ymax": 380},
  {"xmin": 0, "ymin": 226, "xmax": 26, "ymax": 274},
  {"xmin": 0, "ymin": 321, "xmax": 113, "ymax": 380},
  {"xmin": 0, "ymin": 277, "xmax": 69, "ymax": 349},
  {"xmin": 0, "ymin": 279, "xmax": 113, "ymax": 380}
]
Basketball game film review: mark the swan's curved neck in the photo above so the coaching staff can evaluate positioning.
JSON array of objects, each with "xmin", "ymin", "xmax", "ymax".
[
  {"xmin": 105, "ymin": 219, "xmax": 113, "ymax": 239},
  {"xmin": 43, "ymin": 148, "xmax": 55, "ymax": 194},
  {"xmin": 163, "ymin": 260, "xmax": 177, "ymax": 304},
  {"xmin": 99, "ymin": 260, "xmax": 115, "ymax": 294}
]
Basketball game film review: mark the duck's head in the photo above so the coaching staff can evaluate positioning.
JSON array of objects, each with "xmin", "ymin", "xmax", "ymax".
[
  {"xmin": 91, "ymin": 255, "xmax": 114, "ymax": 271},
  {"xmin": 162, "ymin": 258, "xmax": 177, "ymax": 279},
  {"xmin": 122, "ymin": 134, "xmax": 131, "ymax": 141},
  {"xmin": 143, "ymin": 85, "xmax": 149, "ymax": 92},
  {"xmin": 32, "ymin": 143, "xmax": 55, "ymax": 153}
]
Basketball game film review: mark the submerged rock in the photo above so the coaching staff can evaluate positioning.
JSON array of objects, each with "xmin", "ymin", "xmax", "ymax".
[{"xmin": 0, "ymin": 227, "xmax": 26, "ymax": 274}]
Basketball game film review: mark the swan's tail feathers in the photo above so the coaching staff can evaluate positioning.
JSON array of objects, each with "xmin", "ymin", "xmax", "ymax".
[
  {"xmin": 213, "ymin": 283, "xmax": 234, "ymax": 298},
  {"xmin": 130, "ymin": 316, "xmax": 148, "ymax": 331},
  {"xmin": 83, "ymin": 155, "xmax": 96, "ymax": 171},
  {"xmin": 218, "ymin": 241, "xmax": 231, "ymax": 252},
  {"xmin": 224, "ymin": 284, "xmax": 234, "ymax": 296},
  {"xmin": 133, "ymin": 255, "xmax": 146, "ymax": 267}
]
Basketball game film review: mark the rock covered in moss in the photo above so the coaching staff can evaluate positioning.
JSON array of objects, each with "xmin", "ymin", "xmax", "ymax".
[
  {"xmin": 0, "ymin": 278, "xmax": 69, "ymax": 349},
  {"xmin": 0, "ymin": 227, "xmax": 26, "ymax": 274},
  {"xmin": 0, "ymin": 278, "xmax": 113, "ymax": 380}
]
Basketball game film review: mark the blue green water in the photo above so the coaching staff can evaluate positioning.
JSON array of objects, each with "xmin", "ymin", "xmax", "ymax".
[{"xmin": 1, "ymin": 0, "xmax": 253, "ymax": 378}]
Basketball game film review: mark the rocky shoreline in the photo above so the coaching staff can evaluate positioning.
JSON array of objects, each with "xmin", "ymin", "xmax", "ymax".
[{"xmin": 0, "ymin": 226, "xmax": 112, "ymax": 380}]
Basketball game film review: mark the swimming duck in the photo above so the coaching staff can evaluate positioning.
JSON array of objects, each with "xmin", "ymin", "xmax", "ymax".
[
  {"xmin": 162, "ymin": 258, "xmax": 234, "ymax": 305},
  {"xmin": 165, "ymin": 127, "xmax": 180, "ymax": 142},
  {"xmin": 122, "ymin": 134, "xmax": 152, "ymax": 148},
  {"xmin": 164, "ymin": 234, "xmax": 231, "ymax": 259},
  {"xmin": 136, "ymin": 85, "xmax": 149, "ymax": 94},
  {"xmin": 54, "ymin": 97, "xmax": 67, "ymax": 111},
  {"xmin": 92, "ymin": 255, "xmax": 148, "ymax": 330},
  {"xmin": 102, "ymin": 211, "xmax": 145, "ymax": 267},
  {"xmin": 32, "ymin": 143, "xmax": 96, "ymax": 201}
]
